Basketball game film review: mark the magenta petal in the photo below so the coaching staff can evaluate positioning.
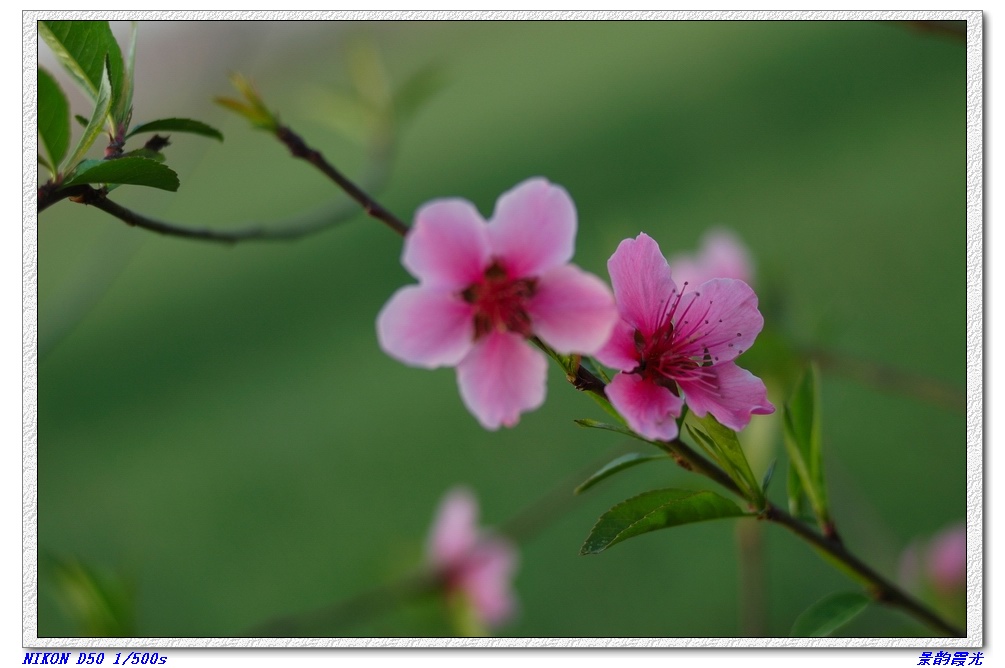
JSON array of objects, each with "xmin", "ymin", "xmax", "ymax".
[
  {"xmin": 427, "ymin": 487, "xmax": 479, "ymax": 566},
  {"xmin": 404, "ymin": 199, "xmax": 491, "ymax": 289},
  {"xmin": 487, "ymin": 178, "xmax": 577, "ymax": 277},
  {"xmin": 456, "ymin": 331, "xmax": 547, "ymax": 430},
  {"xmin": 606, "ymin": 372, "xmax": 683, "ymax": 441},
  {"xmin": 462, "ymin": 537, "xmax": 519, "ymax": 628},
  {"xmin": 678, "ymin": 362, "xmax": 774, "ymax": 431},
  {"xmin": 595, "ymin": 319, "xmax": 641, "ymax": 372},
  {"xmin": 607, "ymin": 233, "xmax": 677, "ymax": 337},
  {"xmin": 669, "ymin": 228, "xmax": 753, "ymax": 288},
  {"xmin": 376, "ymin": 286, "xmax": 475, "ymax": 368},
  {"xmin": 671, "ymin": 278, "xmax": 763, "ymax": 364},
  {"xmin": 526, "ymin": 264, "xmax": 617, "ymax": 355}
]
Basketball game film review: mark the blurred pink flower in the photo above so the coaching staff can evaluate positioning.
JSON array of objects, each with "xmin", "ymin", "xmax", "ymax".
[
  {"xmin": 901, "ymin": 523, "xmax": 966, "ymax": 596},
  {"xmin": 668, "ymin": 228, "xmax": 754, "ymax": 288},
  {"xmin": 596, "ymin": 233, "xmax": 774, "ymax": 441},
  {"xmin": 377, "ymin": 178, "xmax": 617, "ymax": 430},
  {"xmin": 427, "ymin": 487, "xmax": 518, "ymax": 630},
  {"xmin": 927, "ymin": 524, "xmax": 967, "ymax": 594}
]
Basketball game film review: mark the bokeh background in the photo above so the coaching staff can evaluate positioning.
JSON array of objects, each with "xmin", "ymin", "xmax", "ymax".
[{"xmin": 36, "ymin": 20, "xmax": 967, "ymax": 638}]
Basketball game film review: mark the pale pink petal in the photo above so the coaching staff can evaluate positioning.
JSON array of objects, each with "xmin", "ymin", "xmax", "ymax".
[
  {"xmin": 926, "ymin": 523, "xmax": 966, "ymax": 594},
  {"xmin": 456, "ymin": 331, "xmax": 547, "ymax": 430},
  {"xmin": 427, "ymin": 487, "xmax": 479, "ymax": 566},
  {"xmin": 461, "ymin": 537, "xmax": 519, "ymax": 628},
  {"xmin": 678, "ymin": 362, "xmax": 774, "ymax": 431},
  {"xmin": 595, "ymin": 319, "xmax": 641, "ymax": 372},
  {"xmin": 669, "ymin": 228, "xmax": 753, "ymax": 287},
  {"xmin": 606, "ymin": 372, "xmax": 683, "ymax": 441},
  {"xmin": 607, "ymin": 233, "xmax": 677, "ymax": 337},
  {"xmin": 487, "ymin": 178, "xmax": 577, "ymax": 278},
  {"xmin": 671, "ymin": 278, "xmax": 763, "ymax": 365},
  {"xmin": 526, "ymin": 264, "xmax": 617, "ymax": 355},
  {"xmin": 376, "ymin": 286, "xmax": 475, "ymax": 368},
  {"xmin": 403, "ymin": 199, "xmax": 491, "ymax": 289}
]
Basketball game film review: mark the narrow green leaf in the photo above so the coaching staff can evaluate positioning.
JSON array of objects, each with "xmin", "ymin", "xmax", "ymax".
[
  {"xmin": 393, "ymin": 64, "xmax": 447, "ymax": 123},
  {"xmin": 116, "ymin": 21, "xmax": 138, "ymax": 126},
  {"xmin": 574, "ymin": 418, "xmax": 648, "ymax": 443},
  {"xmin": 126, "ymin": 117, "xmax": 224, "ymax": 142},
  {"xmin": 688, "ymin": 414, "xmax": 763, "ymax": 505},
  {"xmin": 791, "ymin": 592, "xmax": 871, "ymax": 637},
  {"xmin": 783, "ymin": 364, "xmax": 829, "ymax": 525},
  {"xmin": 787, "ymin": 457, "xmax": 805, "ymax": 516},
  {"xmin": 59, "ymin": 57, "xmax": 114, "ymax": 175},
  {"xmin": 580, "ymin": 488, "xmax": 746, "ymax": 555},
  {"xmin": 40, "ymin": 20, "xmax": 123, "ymax": 104},
  {"xmin": 37, "ymin": 68, "xmax": 71, "ymax": 172},
  {"xmin": 118, "ymin": 148, "xmax": 166, "ymax": 163},
  {"xmin": 38, "ymin": 154, "xmax": 53, "ymax": 173},
  {"xmin": 574, "ymin": 453, "xmax": 668, "ymax": 495},
  {"xmin": 42, "ymin": 552, "xmax": 135, "ymax": 637},
  {"xmin": 761, "ymin": 458, "xmax": 777, "ymax": 494},
  {"xmin": 62, "ymin": 156, "xmax": 179, "ymax": 192}
]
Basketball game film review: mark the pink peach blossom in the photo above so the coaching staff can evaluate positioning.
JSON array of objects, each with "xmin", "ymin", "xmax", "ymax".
[
  {"xmin": 377, "ymin": 178, "xmax": 617, "ymax": 430},
  {"xmin": 667, "ymin": 228, "xmax": 754, "ymax": 288},
  {"xmin": 900, "ymin": 523, "xmax": 967, "ymax": 597},
  {"xmin": 596, "ymin": 233, "xmax": 774, "ymax": 441},
  {"xmin": 427, "ymin": 487, "xmax": 518, "ymax": 630}
]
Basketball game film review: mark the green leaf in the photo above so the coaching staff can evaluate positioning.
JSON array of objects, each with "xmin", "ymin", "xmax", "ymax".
[
  {"xmin": 41, "ymin": 552, "xmax": 135, "ymax": 637},
  {"xmin": 687, "ymin": 414, "xmax": 763, "ymax": 506},
  {"xmin": 37, "ymin": 68, "xmax": 71, "ymax": 173},
  {"xmin": 62, "ymin": 156, "xmax": 179, "ymax": 192},
  {"xmin": 787, "ymin": 459, "xmax": 805, "ymax": 516},
  {"xmin": 791, "ymin": 592, "xmax": 871, "ymax": 637},
  {"xmin": 116, "ymin": 21, "xmax": 138, "ymax": 126},
  {"xmin": 126, "ymin": 117, "xmax": 224, "ymax": 142},
  {"xmin": 59, "ymin": 56, "xmax": 114, "ymax": 175},
  {"xmin": 783, "ymin": 364, "xmax": 829, "ymax": 526},
  {"xmin": 575, "ymin": 418, "xmax": 649, "ymax": 443},
  {"xmin": 215, "ymin": 73, "xmax": 278, "ymax": 131},
  {"xmin": 74, "ymin": 114, "xmax": 89, "ymax": 128},
  {"xmin": 574, "ymin": 453, "xmax": 668, "ymax": 495},
  {"xmin": 580, "ymin": 488, "xmax": 746, "ymax": 555},
  {"xmin": 393, "ymin": 64, "xmax": 447, "ymax": 123},
  {"xmin": 39, "ymin": 20, "xmax": 123, "ymax": 105},
  {"xmin": 761, "ymin": 458, "xmax": 777, "ymax": 494}
]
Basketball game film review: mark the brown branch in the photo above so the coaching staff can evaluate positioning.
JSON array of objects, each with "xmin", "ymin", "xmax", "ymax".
[
  {"xmin": 36, "ymin": 125, "xmax": 402, "ymax": 244},
  {"xmin": 806, "ymin": 347, "xmax": 966, "ymax": 414},
  {"xmin": 761, "ymin": 502, "xmax": 964, "ymax": 637}
]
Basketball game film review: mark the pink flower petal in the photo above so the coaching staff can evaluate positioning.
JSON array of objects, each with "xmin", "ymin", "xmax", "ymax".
[
  {"xmin": 607, "ymin": 233, "xmax": 677, "ymax": 337},
  {"xmin": 671, "ymin": 278, "xmax": 763, "ymax": 365},
  {"xmin": 677, "ymin": 362, "xmax": 774, "ymax": 431},
  {"xmin": 461, "ymin": 537, "xmax": 519, "ymax": 628},
  {"xmin": 376, "ymin": 285, "xmax": 475, "ymax": 368},
  {"xmin": 487, "ymin": 178, "xmax": 577, "ymax": 278},
  {"xmin": 606, "ymin": 372, "xmax": 683, "ymax": 441},
  {"xmin": 926, "ymin": 523, "xmax": 966, "ymax": 594},
  {"xmin": 427, "ymin": 487, "xmax": 479, "ymax": 566},
  {"xmin": 456, "ymin": 331, "xmax": 547, "ymax": 430},
  {"xmin": 595, "ymin": 319, "xmax": 641, "ymax": 372},
  {"xmin": 403, "ymin": 199, "xmax": 491, "ymax": 289},
  {"xmin": 669, "ymin": 228, "xmax": 753, "ymax": 287},
  {"xmin": 526, "ymin": 264, "xmax": 617, "ymax": 355}
]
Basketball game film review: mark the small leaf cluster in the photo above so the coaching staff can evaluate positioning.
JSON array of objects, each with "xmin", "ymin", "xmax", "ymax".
[{"xmin": 38, "ymin": 21, "xmax": 222, "ymax": 200}]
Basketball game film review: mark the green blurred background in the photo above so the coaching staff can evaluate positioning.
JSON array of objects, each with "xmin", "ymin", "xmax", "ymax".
[{"xmin": 36, "ymin": 20, "xmax": 966, "ymax": 638}]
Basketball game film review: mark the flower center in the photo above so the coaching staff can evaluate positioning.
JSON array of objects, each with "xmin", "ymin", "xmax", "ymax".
[
  {"xmin": 633, "ymin": 285, "xmax": 717, "ymax": 392},
  {"xmin": 461, "ymin": 261, "xmax": 537, "ymax": 339}
]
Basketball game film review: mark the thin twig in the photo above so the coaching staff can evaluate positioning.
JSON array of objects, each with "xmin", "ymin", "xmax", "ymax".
[
  {"xmin": 36, "ymin": 127, "xmax": 401, "ymax": 244},
  {"xmin": 761, "ymin": 502, "xmax": 964, "ymax": 637},
  {"xmin": 806, "ymin": 347, "xmax": 966, "ymax": 414}
]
